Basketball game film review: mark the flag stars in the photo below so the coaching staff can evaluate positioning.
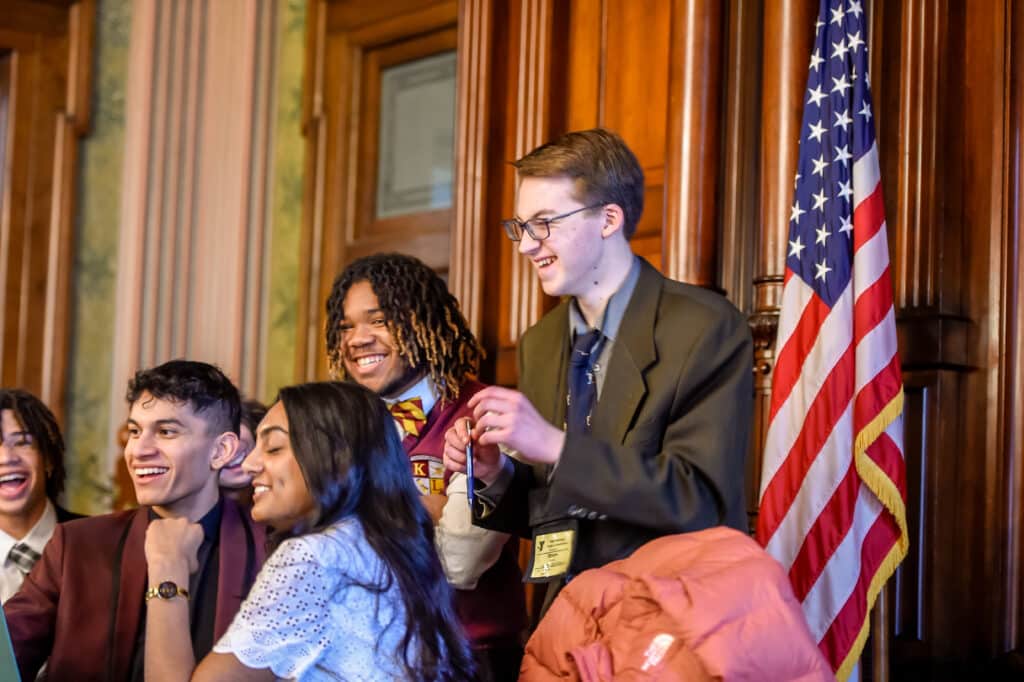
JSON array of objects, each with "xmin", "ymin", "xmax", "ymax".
[
  {"xmin": 808, "ymin": 85, "xmax": 827, "ymax": 107},
  {"xmin": 789, "ymin": 235, "xmax": 806, "ymax": 259},
  {"xmin": 815, "ymin": 259, "xmax": 833, "ymax": 281},
  {"xmin": 809, "ymin": 119, "xmax": 827, "ymax": 142},
  {"xmin": 830, "ymin": 5, "xmax": 845, "ymax": 26},
  {"xmin": 859, "ymin": 101, "xmax": 873, "ymax": 121},
  {"xmin": 810, "ymin": 49, "xmax": 825, "ymax": 72},
  {"xmin": 839, "ymin": 215, "xmax": 854, "ymax": 236},
  {"xmin": 849, "ymin": 0, "xmax": 864, "ymax": 17},
  {"xmin": 835, "ymin": 145, "xmax": 853, "ymax": 166},
  {"xmin": 812, "ymin": 189, "xmax": 828, "ymax": 211},
  {"xmin": 812, "ymin": 155, "xmax": 829, "ymax": 177},
  {"xmin": 837, "ymin": 179, "xmax": 853, "ymax": 201},
  {"xmin": 831, "ymin": 38, "xmax": 850, "ymax": 61},
  {"xmin": 790, "ymin": 200, "xmax": 806, "ymax": 224},
  {"xmin": 848, "ymin": 31, "xmax": 865, "ymax": 52},
  {"xmin": 831, "ymin": 74, "xmax": 852, "ymax": 96},
  {"xmin": 834, "ymin": 109, "xmax": 853, "ymax": 130},
  {"xmin": 816, "ymin": 224, "xmax": 832, "ymax": 245}
]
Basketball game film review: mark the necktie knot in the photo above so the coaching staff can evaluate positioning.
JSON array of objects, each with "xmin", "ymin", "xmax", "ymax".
[
  {"xmin": 389, "ymin": 397, "xmax": 427, "ymax": 438},
  {"xmin": 570, "ymin": 329, "xmax": 602, "ymax": 366},
  {"xmin": 8, "ymin": 542, "xmax": 41, "ymax": 575}
]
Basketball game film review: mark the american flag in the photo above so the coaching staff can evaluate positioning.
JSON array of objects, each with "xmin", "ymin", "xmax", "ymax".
[{"xmin": 755, "ymin": 0, "xmax": 909, "ymax": 679}]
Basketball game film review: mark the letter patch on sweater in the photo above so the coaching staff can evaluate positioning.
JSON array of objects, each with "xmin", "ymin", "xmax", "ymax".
[{"xmin": 410, "ymin": 455, "xmax": 446, "ymax": 495}]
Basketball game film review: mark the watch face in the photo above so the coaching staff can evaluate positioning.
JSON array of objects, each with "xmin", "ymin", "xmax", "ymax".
[{"xmin": 157, "ymin": 581, "xmax": 178, "ymax": 599}]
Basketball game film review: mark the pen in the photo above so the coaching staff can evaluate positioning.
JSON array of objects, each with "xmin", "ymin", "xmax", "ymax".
[{"xmin": 465, "ymin": 419, "xmax": 475, "ymax": 510}]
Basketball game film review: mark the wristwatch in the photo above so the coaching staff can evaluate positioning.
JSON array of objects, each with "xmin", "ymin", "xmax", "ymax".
[{"xmin": 145, "ymin": 580, "xmax": 190, "ymax": 602}]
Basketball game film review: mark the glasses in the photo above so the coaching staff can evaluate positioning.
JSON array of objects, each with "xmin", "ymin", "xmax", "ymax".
[{"xmin": 501, "ymin": 204, "xmax": 604, "ymax": 242}]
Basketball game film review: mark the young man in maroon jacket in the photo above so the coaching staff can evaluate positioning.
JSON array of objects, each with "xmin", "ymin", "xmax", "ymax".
[
  {"xmin": 4, "ymin": 360, "xmax": 266, "ymax": 682},
  {"xmin": 327, "ymin": 253, "xmax": 527, "ymax": 682}
]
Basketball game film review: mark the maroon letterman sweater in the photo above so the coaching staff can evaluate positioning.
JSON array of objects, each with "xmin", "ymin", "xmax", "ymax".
[{"xmin": 404, "ymin": 380, "xmax": 527, "ymax": 648}]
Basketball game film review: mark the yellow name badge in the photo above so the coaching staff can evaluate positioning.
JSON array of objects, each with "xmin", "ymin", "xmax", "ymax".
[{"xmin": 529, "ymin": 529, "xmax": 576, "ymax": 580}]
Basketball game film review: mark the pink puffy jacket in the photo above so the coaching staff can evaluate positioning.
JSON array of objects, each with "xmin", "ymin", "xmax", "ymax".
[{"xmin": 520, "ymin": 527, "xmax": 834, "ymax": 681}]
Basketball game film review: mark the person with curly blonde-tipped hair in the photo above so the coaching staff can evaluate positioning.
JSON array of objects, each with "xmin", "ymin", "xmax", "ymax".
[{"xmin": 326, "ymin": 253, "xmax": 527, "ymax": 682}]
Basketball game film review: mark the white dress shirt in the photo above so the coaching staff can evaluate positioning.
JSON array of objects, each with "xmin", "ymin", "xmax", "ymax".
[
  {"xmin": 390, "ymin": 377, "xmax": 509, "ymax": 590},
  {"xmin": 0, "ymin": 500, "xmax": 57, "ymax": 603}
]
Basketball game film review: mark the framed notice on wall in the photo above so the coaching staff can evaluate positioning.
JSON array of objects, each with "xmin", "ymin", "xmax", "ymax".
[{"xmin": 376, "ymin": 51, "xmax": 456, "ymax": 220}]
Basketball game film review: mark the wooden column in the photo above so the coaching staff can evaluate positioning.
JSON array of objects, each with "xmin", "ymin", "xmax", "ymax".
[
  {"xmin": 450, "ymin": 0, "xmax": 492, "ymax": 337},
  {"xmin": 662, "ymin": 0, "xmax": 723, "ymax": 287},
  {"xmin": 507, "ymin": 0, "xmax": 554, "ymax": 343},
  {"xmin": 749, "ymin": 0, "xmax": 815, "ymax": 524},
  {"xmin": 1006, "ymin": 0, "xmax": 1024, "ymax": 653},
  {"xmin": 718, "ymin": 0, "xmax": 762, "ymax": 312}
]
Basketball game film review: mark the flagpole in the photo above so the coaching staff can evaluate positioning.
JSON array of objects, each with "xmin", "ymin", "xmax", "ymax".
[{"xmin": 871, "ymin": 583, "xmax": 890, "ymax": 681}]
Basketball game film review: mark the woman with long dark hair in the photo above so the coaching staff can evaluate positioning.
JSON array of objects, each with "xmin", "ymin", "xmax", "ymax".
[{"xmin": 143, "ymin": 381, "xmax": 475, "ymax": 681}]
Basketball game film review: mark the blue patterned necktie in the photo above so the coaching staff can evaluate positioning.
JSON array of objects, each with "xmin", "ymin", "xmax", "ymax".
[{"xmin": 565, "ymin": 329, "xmax": 603, "ymax": 434}]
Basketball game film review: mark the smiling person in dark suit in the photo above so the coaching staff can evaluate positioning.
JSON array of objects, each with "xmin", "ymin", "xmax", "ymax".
[
  {"xmin": 444, "ymin": 128, "xmax": 754, "ymax": 613},
  {"xmin": 4, "ymin": 360, "xmax": 266, "ymax": 682}
]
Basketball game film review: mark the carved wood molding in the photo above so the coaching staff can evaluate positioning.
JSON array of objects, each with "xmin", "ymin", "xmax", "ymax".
[
  {"xmin": 450, "ymin": 0, "xmax": 492, "ymax": 337},
  {"xmin": 507, "ymin": 0, "xmax": 553, "ymax": 344}
]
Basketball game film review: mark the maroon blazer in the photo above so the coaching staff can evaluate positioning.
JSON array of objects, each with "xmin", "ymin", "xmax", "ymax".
[{"xmin": 4, "ymin": 497, "xmax": 266, "ymax": 682}]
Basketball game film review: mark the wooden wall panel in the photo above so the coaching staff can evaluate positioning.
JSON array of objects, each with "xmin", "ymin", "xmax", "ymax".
[
  {"xmin": 0, "ymin": 0, "xmax": 93, "ymax": 423},
  {"xmin": 295, "ymin": 0, "xmax": 457, "ymax": 383}
]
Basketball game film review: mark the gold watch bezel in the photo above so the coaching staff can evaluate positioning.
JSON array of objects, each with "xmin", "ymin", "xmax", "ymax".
[{"xmin": 145, "ymin": 580, "xmax": 190, "ymax": 602}]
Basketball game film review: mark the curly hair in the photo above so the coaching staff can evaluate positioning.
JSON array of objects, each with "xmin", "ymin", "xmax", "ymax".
[
  {"xmin": 325, "ymin": 253, "xmax": 483, "ymax": 403},
  {"xmin": 0, "ymin": 389, "xmax": 67, "ymax": 500},
  {"xmin": 126, "ymin": 359, "xmax": 241, "ymax": 435}
]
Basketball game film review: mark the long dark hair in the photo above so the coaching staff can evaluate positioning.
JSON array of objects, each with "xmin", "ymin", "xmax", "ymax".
[{"xmin": 275, "ymin": 381, "xmax": 474, "ymax": 681}]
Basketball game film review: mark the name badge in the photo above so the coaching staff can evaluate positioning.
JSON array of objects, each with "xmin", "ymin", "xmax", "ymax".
[{"xmin": 526, "ymin": 520, "xmax": 577, "ymax": 582}]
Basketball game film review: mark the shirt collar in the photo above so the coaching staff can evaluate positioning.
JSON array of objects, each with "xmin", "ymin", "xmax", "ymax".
[
  {"xmin": 568, "ymin": 255, "xmax": 642, "ymax": 341},
  {"xmin": 390, "ymin": 374, "xmax": 438, "ymax": 417},
  {"xmin": 0, "ymin": 499, "xmax": 57, "ymax": 559}
]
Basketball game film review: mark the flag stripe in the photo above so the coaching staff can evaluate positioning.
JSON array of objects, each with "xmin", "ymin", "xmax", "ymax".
[
  {"xmin": 802, "ymin": 483, "xmax": 883, "ymax": 644},
  {"xmin": 852, "ymin": 184, "xmax": 886, "ymax": 252},
  {"xmin": 765, "ymin": 403, "xmax": 853, "ymax": 568},
  {"xmin": 854, "ymin": 355, "xmax": 904, "ymax": 442},
  {"xmin": 788, "ymin": 457, "xmax": 859, "ymax": 600},
  {"xmin": 760, "ymin": 282, "xmax": 854, "ymax": 500},
  {"xmin": 760, "ymin": 337, "xmax": 855, "ymax": 544},
  {"xmin": 770, "ymin": 292, "xmax": 832, "ymax": 421},
  {"xmin": 864, "ymin": 432, "xmax": 906, "ymax": 498},
  {"xmin": 819, "ymin": 511, "xmax": 901, "ymax": 669}
]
